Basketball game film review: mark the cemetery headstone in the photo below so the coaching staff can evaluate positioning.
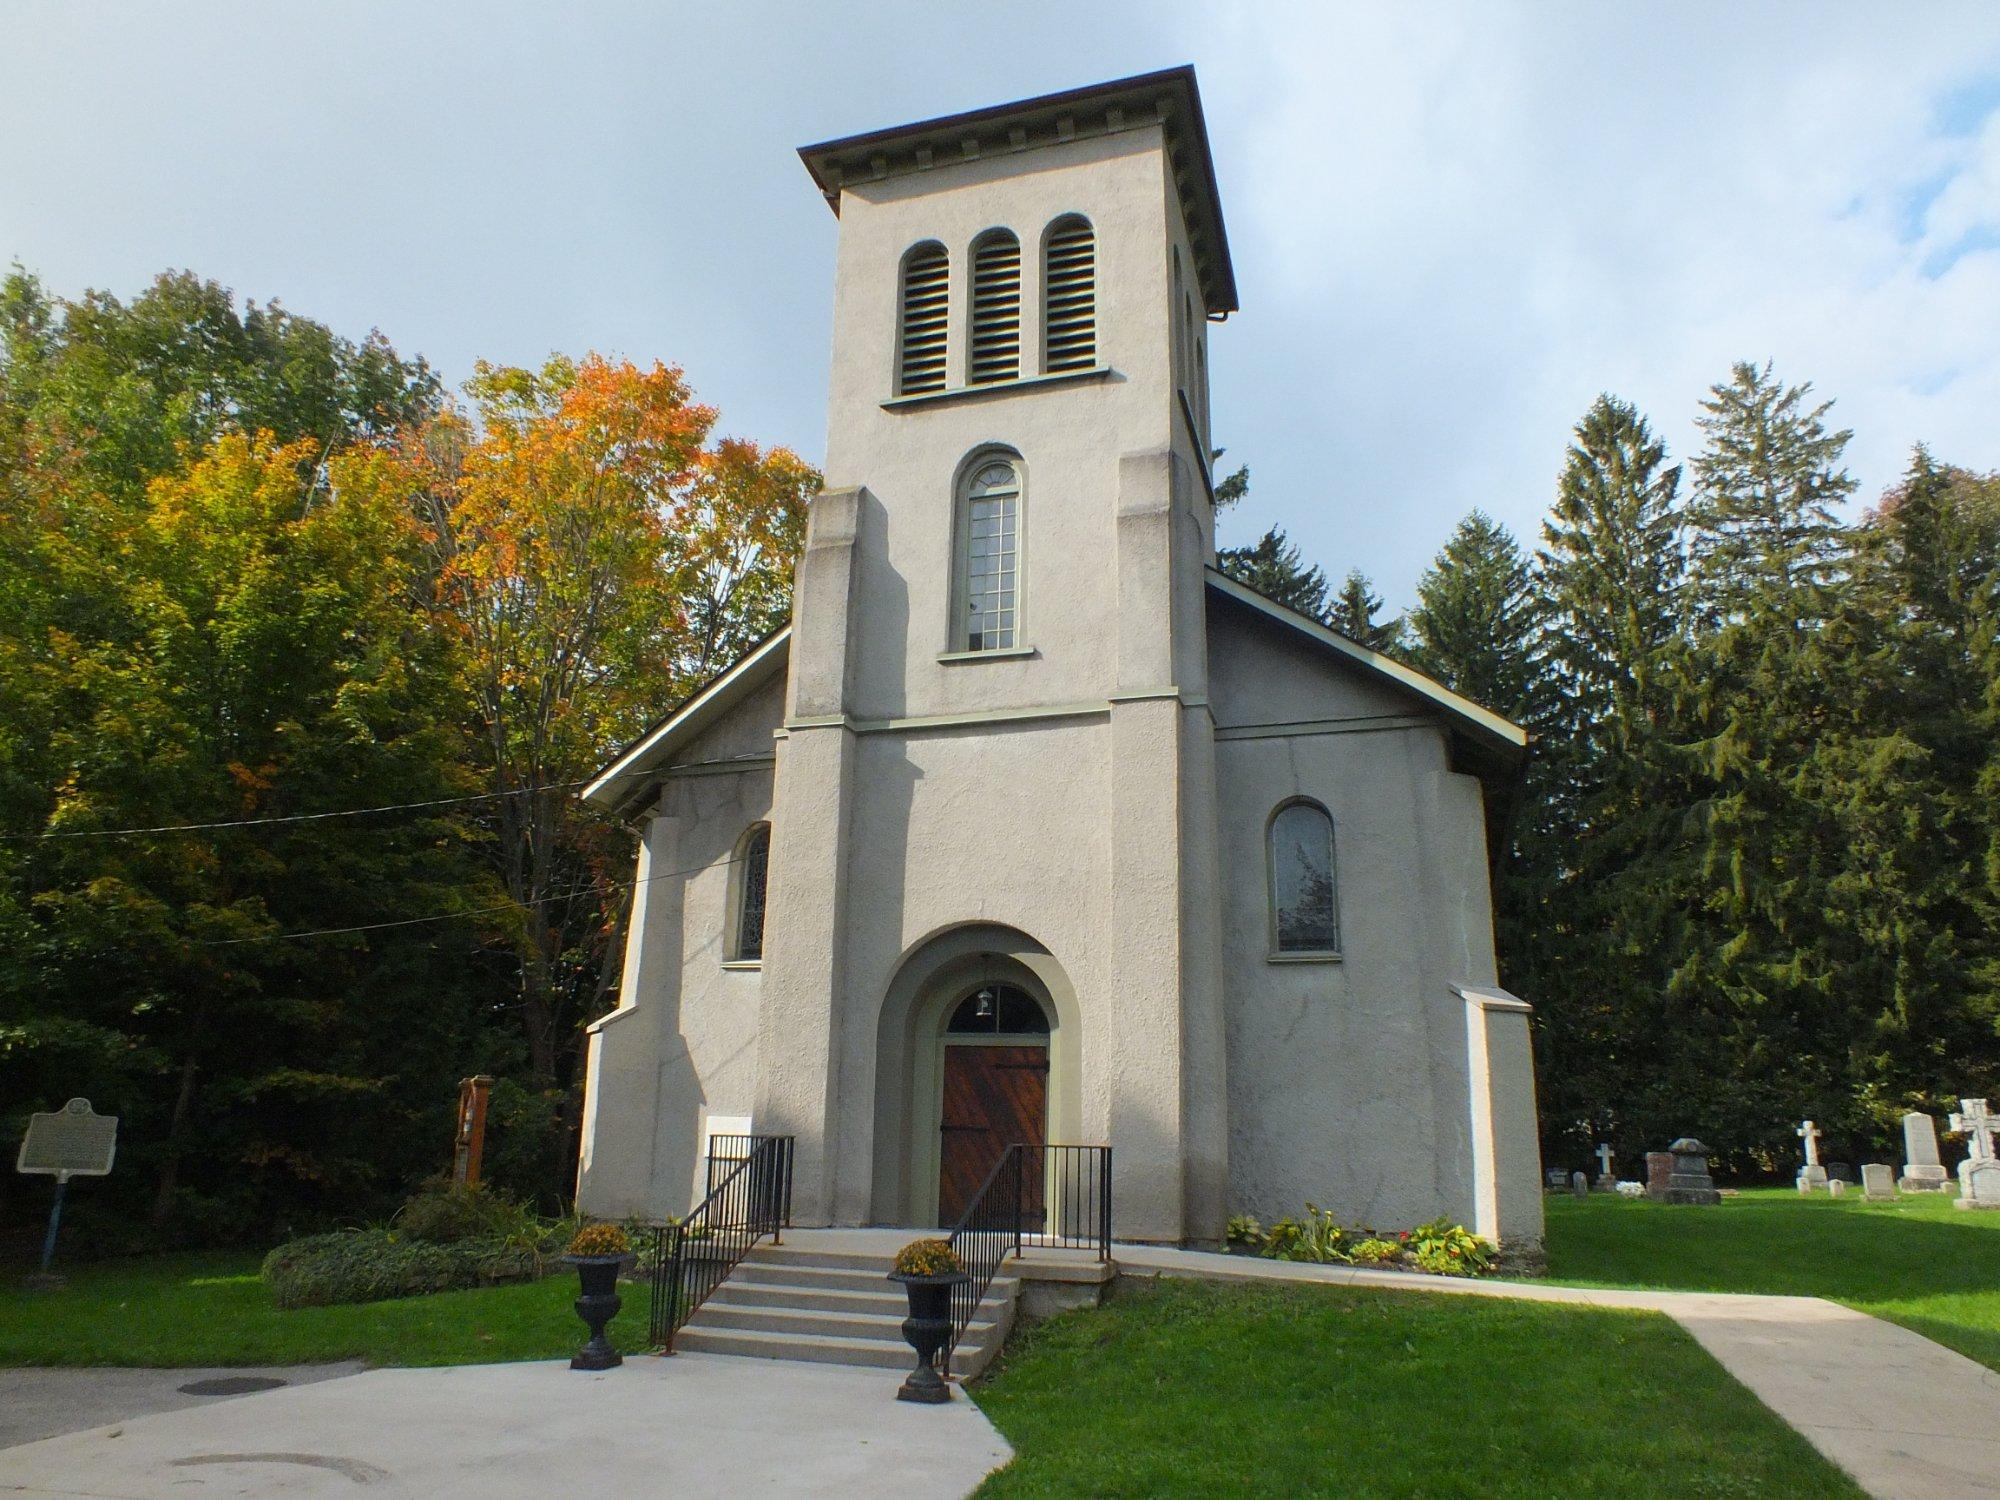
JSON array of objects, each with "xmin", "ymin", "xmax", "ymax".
[
  {"xmin": 1899, "ymin": 1111, "xmax": 1950, "ymax": 1193},
  {"xmin": 1664, "ymin": 1137, "xmax": 1722, "ymax": 1206},
  {"xmin": 1827, "ymin": 1177, "xmax": 1847, "ymax": 1197},
  {"xmin": 1570, "ymin": 1170, "xmax": 1589, "ymax": 1198},
  {"xmin": 1546, "ymin": 1168, "xmax": 1570, "ymax": 1189},
  {"xmin": 15, "ymin": 1098, "xmax": 118, "ymax": 1287},
  {"xmin": 1795, "ymin": 1119, "xmax": 1827, "ymax": 1193},
  {"xmin": 1949, "ymin": 1098, "xmax": 2000, "ymax": 1211},
  {"xmin": 1826, "ymin": 1162, "xmax": 1856, "ymax": 1184},
  {"xmin": 1645, "ymin": 1151, "xmax": 1674, "ymax": 1201},
  {"xmin": 1861, "ymin": 1164, "xmax": 1896, "ymax": 1201},
  {"xmin": 1594, "ymin": 1142, "xmax": 1616, "ymax": 1190}
]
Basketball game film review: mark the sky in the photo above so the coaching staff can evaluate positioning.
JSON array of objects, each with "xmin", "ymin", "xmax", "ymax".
[{"xmin": 5, "ymin": 1, "xmax": 1998, "ymax": 610}]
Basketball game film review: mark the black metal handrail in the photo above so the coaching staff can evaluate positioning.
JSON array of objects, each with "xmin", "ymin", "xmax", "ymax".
[
  {"xmin": 647, "ymin": 1133, "xmax": 794, "ymax": 1352},
  {"xmin": 943, "ymin": 1143, "xmax": 1024, "ymax": 1377},
  {"xmin": 942, "ymin": 1142, "xmax": 1112, "ymax": 1375}
]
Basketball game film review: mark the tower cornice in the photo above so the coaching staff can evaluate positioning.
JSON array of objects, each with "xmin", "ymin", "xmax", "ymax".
[{"xmin": 798, "ymin": 65, "xmax": 1237, "ymax": 316}]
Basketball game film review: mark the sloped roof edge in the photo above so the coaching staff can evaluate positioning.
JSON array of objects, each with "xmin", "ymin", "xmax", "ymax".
[
  {"xmin": 580, "ymin": 628, "xmax": 793, "ymax": 815},
  {"xmin": 1206, "ymin": 568, "xmax": 1528, "ymax": 754}
]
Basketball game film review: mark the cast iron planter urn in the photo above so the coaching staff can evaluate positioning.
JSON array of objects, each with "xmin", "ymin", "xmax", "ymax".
[
  {"xmin": 563, "ymin": 1250, "xmax": 636, "ymax": 1370},
  {"xmin": 888, "ymin": 1239, "xmax": 969, "ymax": 1403}
]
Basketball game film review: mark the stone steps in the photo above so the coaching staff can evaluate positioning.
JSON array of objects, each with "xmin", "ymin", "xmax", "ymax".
[{"xmin": 675, "ymin": 1242, "xmax": 1018, "ymax": 1378}]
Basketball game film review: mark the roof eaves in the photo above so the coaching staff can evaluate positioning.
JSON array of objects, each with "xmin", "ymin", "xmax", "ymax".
[
  {"xmin": 580, "ymin": 628, "xmax": 793, "ymax": 815},
  {"xmin": 1205, "ymin": 569, "xmax": 1528, "ymax": 753}
]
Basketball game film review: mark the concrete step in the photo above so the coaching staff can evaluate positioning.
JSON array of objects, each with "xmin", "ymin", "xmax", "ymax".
[
  {"xmin": 675, "ymin": 1324, "xmax": 914, "ymax": 1370},
  {"xmin": 689, "ymin": 1299, "xmax": 999, "ymax": 1344},
  {"xmin": 716, "ymin": 1282, "xmax": 912, "ymax": 1316},
  {"xmin": 746, "ymin": 1245, "xmax": 900, "ymax": 1274}
]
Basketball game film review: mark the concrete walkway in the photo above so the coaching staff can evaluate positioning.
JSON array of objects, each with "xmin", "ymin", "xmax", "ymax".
[
  {"xmin": 0, "ymin": 1364, "xmax": 364, "ymax": 1450},
  {"xmin": 1114, "ymin": 1244, "xmax": 2000, "ymax": 1500},
  {"xmin": 0, "ymin": 1354, "xmax": 1010, "ymax": 1498}
]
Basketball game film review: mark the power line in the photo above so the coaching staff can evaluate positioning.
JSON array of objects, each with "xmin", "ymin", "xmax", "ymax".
[
  {"xmin": 0, "ymin": 759, "xmax": 752, "ymax": 843},
  {"xmin": 198, "ymin": 852, "xmax": 745, "ymax": 947}
]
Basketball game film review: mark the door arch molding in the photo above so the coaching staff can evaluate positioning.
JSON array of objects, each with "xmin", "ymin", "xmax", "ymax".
[{"xmin": 868, "ymin": 923, "xmax": 1081, "ymax": 1226}]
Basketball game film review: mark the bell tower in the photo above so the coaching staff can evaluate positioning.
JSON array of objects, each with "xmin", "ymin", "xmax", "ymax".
[{"xmin": 757, "ymin": 70, "xmax": 1239, "ymax": 1241}]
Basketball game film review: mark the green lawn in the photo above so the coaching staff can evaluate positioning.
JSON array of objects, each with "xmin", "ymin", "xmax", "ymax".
[
  {"xmin": 972, "ymin": 1277, "xmax": 1860, "ymax": 1498},
  {"xmin": 0, "ymin": 1252, "xmax": 652, "ymax": 1367},
  {"xmin": 1540, "ymin": 1188, "xmax": 2000, "ymax": 1373}
]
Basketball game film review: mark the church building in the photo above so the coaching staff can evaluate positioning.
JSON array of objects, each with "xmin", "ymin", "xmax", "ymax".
[{"xmin": 574, "ymin": 67, "xmax": 1546, "ymax": 1251}]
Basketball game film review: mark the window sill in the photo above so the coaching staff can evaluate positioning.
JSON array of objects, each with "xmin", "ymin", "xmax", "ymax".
[
  {"xmin": 937, "ymin": 645, "xmax": 1038, "ymax": 664},
  {"xmin": 720, "ymin": 959, "xmax": 763, "ymax": 972},
  {"xmin": 1266, "ymin": 951, "xmax": 1344, "ymax": 965},
  {"xmin": 883, "ymin": 365, "xmax": 1111, "ymax": 410}
]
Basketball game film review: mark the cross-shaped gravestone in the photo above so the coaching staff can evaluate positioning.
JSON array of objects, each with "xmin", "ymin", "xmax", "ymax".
[
  {"xmin": 1949, "ymin": 1099, "xmax": 1996, "ymax": 1162},
  {"xmin": 1797, "ymin": 1120, "xmax": 1822, "ymax": 1166},
  {"xmin": 1596, "ymin": 1143, "xmax": 1615, "ymax": 1177}
]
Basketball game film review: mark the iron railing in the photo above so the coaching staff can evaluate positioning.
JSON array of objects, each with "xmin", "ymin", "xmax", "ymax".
[
  {"xmin": 647, "ymin": 1133, "xmax": 794, "ymax": 1352},
  {"xmin": 942, "ymin": 1142, "xmax": 1111, "ymax": 1374}
]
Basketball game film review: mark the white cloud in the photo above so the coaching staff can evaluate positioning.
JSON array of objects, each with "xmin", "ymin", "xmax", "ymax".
[{"xmin": 1203, "ymin": 1, "xmax": 2000, "ymax": 603}]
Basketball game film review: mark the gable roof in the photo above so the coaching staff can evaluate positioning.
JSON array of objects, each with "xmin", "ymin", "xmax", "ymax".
[
  {"xmin": 580, "ymin": 628, "xmax": 792, "ymax": 817},
  {"xmin": 797, "ymin": 66, "xmax": 1237, "ymax": 317},
  {"xmin": 1205, "ymin": 568, "xmax": 1528, "ymax": 756}
]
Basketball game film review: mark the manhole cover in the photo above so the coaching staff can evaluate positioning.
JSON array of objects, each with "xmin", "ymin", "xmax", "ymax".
[{"xmin": 177, "ymin": 1376, "xmax": 287, "ymax": 1396}]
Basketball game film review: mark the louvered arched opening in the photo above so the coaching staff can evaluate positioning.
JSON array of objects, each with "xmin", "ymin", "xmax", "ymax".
[
  {"xmin": 898, "ymin": 241, "xmax": 949, "ymax": 396},
  {"xmin": 969, "ymin": 229, "xmax": 1022, "ymax": 384},
  {"xmin": 1043, "ymin": 215, "xmax": 1096, "ymax": 373}
]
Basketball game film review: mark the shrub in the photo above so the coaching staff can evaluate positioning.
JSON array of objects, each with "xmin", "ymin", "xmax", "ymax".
[
  {"xmin": 261, "ymin": 1229, "xmax": 536, "ymax": 1309},
  {"xmin": 1224, "ymin": 1213, "xmax": 1266, "ymax": 1250},
  {"xmin": 393, "ymin": 1180, "xmax": 535, "ymax": 1247},
  {"xmin": 1405, "ymin": 1217, "xmax": 1497, "ymax": 1277},
  {"xmin": 893, "ymin": 1238, "xmax": 964, "ymax": 1277},
  {"xmin": 567, "ymin": 1223, "xmax": 631, "ymax": 1256},
  {"xmin": 1261, "ymin": 1205, "xmax": 1350, "ymax": 1264}
]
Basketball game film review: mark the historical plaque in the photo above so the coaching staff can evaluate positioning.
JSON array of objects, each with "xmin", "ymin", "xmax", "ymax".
[{"xmin": 17, "ymin": 1098, "xmax": 118, "ymax": 1179}]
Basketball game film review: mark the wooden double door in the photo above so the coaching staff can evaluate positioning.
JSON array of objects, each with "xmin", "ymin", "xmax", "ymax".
[{"xmin": 938, "ymin": 1043, "xmax": 1047, "ymax": 1228}]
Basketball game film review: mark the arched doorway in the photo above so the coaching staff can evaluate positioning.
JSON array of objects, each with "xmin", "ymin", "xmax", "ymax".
[
  {"xmin": 867, "ymin": 923, "xmax": 1081, "ymax": 1229},
  {"xmin": 938, "ymin": 983, "xmax": 1049, "ymax": 1225}
]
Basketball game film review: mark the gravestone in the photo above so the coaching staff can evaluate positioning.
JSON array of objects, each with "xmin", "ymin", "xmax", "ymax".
[
  {"xmin": 1899, "ymin": 1112, "xmax": 1950, "ymax": 1193},
  {"xmin": 1645, "ymin": 1151, "xmax": 1674, "ymax": 1201},
  {"xmin": 1949, "ymin": 1098, "xmax": 2000, "ymax": 1211},
  {"xmin": 1546, "ymin": 1168, "xmax": 1570, "ymax": 1190},
  {"xmin": 1570, "ymin": 1170, "xmax": 1589, "ymax": 1198},
  {"xmin": 1664, "ymin": 1138, "xmax": 1722, "ymax": 1206},
  {"xmin": 1594, "ymin": 1142, "xmax": 1616, "ymax": 1191},
  {"xmin": 1795, "ymin": 1119, "xmax": 1827, "ymax": 1193},
  {"xmin": 1861, "ymin": 1164, "xmax": 1896, "ymax": 1201},
  {"xmin": 1826, "ymin": 1162, "xmax": 1856, "ymax": 1184},
  {"xmin": 1827, "ymin": 1177, "xmax": 1847, "ymax": 1198}
]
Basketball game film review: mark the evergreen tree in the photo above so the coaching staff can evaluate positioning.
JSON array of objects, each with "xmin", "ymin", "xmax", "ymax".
[
  {"xmin": 1405, "ymin": 511, "xmax": 1543, "ymax": 722},
  {"xmin": 1513, "ymin": 394, "xmax": 1693, "ymax": 1170},
  {"xmin": 1536, "ymin": 394, "xmax": 1686, "ymax": 750},
  {"xmin": 1688, "ymin": 360, "xmax": 1855, "ymax": 626},
  {"xmin": 1328, "ymin": 569, "xmax": 1405, "ymax": 652},
  {"xmin": 1218, "ymin": 525, "xmax": 1331, "ymax": 621}
]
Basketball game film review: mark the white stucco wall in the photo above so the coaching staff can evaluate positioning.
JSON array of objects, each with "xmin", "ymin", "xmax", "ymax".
[
  {"xmin": 575, "ymin": 673, "xmax": 784, "ymax": 1220},
  {"xmin": 1207, "ymin": 593, "xmax": 1540, "ymax": 1243}
]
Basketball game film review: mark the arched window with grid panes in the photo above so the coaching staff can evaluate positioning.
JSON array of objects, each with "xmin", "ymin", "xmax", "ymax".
[
  {"xmin": 954, "ymin": 453, "xmax": 1022, "ymax": 651},
  {"xmin": 1042, "ymin": 215, "xmax": 1096, "ymax": 372},
  {"xmin": 897, "ymin": 241, "xmax": 949, "ymax": 395},
  {"xmin": 968, "ymin": 229, "xmax": 1022, "ymax": 384}
]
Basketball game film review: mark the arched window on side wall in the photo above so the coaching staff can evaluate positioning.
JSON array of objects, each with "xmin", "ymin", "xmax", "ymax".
[
  {"xmin": 898, "ymin": 241, "xmax": 949, "ymax": 395},
  {"xmin": 969, "ymin": 229, "xmax": 1022, "ymax": 384},
  {"xmin": 1043, "ymin": 215, "xmax": 1096, "ymax": 372},
  {"xmin": 1268, "ymin": 800, "xmax": 1340, "ymax": 956},
  {"xmin": 955, "ymin": 454, "xmax": 1021, "ymax": 651},
  {"xmin": 731, "ymin": 823, "xmax": 771, "ymax": 963}
]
